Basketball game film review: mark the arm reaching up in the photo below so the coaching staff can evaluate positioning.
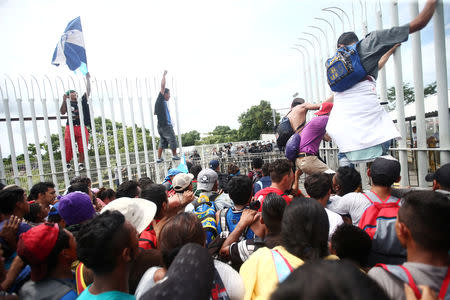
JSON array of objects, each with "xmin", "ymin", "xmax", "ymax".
[
  {"xmin": 409, "ymin": 0, "xmax": 437, "ymax": 33},
  {"xmin": 378, "ymin": 44, "xmax": 400, "ymax": 70},
  {"xmin": 160, "ymin": 70, "xmax": 168, "ymax": 94}
]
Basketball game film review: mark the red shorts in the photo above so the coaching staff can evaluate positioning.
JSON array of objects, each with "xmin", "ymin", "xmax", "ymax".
[{"xmin": 65, "ymin": 125, "xmax": 89, "ymax": 163}]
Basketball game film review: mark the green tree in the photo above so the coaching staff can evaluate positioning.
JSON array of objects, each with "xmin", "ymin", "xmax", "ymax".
[
  {"xmin": 237, "ymin": 100, "xmax": 279, "ymax": 141},
  {"xmin": 182, "ymin": 130, "xmax": 200, "ymax": 146},
  {"xmin": 387, "ymin": 81, "xmax": 437, "ymax": 111},
  {"xmin": 200, "ymin": 126, "xmax": 238, "ymax": 144}
]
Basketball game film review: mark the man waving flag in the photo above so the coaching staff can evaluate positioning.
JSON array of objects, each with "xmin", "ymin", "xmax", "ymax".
[{"xmin": 52, "ymin": 16, "xmax": 88, "ymax": 75}]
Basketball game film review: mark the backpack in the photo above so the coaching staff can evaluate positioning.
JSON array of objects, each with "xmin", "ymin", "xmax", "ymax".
[
  {"xmin": 218, "ymin": 208, "xmax": 254, "ymax": 241},
  {"xmin": 326, "ymin": 41, "xmax": 367, "ymax": 92},
  {"xmin": 285, "ymin": 132, "xmax": 301, "ymax": 162},
  {"xmin": 376, "ymin": 264, "xmax": 450, "ymax": 300},
  {"xmin": 193, "ymin": 193, "xmax": 219, "ymax": 246},
  {"xmin": 358, "ymin": 192, "xmax": 406, "ymax": 260},
  {"xmin": 272, "ymin": 249, "xmax": 294, "ymax": 283}
]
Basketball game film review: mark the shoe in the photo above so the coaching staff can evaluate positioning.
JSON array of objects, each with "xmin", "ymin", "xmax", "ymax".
[
  {"xmin": 78, "ymin": 163, "xmax": 85, "ymax": 171},
  {"xmin": 66, "ymin": 164, "xmax": 72, "ymax": 171},
  {"xmin": 156, "ymin": 158, "xmax": 164, "ymax": 163},
  {"xmin": 172, "ymin": 156, "xmax": 181, "ymax": 161}
]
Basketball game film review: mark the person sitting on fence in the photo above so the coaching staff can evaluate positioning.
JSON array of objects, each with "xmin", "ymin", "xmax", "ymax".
[
  {"xmin": 154, "ymin": 70, "xmax": 180, "ymax": 163},
  {"xmin": 59, "ymin": 72, "xmax": 91, "ymax": 171},
  {"xmin": 324, "ymin": 0, "xmax": 437, "ymax": 163},
  {"xmin": 276, "ymin": 97, "xmax": 322, "ymax": 150},
  {"xmin": 368, "ymin": 191, "xmax": 450, "ymax": 300}
]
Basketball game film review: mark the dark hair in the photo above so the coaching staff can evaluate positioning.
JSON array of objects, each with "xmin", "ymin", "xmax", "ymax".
[
  {"xmin": 77, "ymin": 211, "xmax": 131, "ymax": 274},
  {"xmin": 46, "ymin": 228, "xmax": 71, "ymax": 276},
  {"xmin": 270, "ymin": 159, "xmax": 293, "ymax": 183},
  {"xmin": 96, "ymin": 188, "xmax": 116, "ymax": 202},
  {"xmin": 291, "ymin": 98, "xmax": 305, "ymax": 108},
  {"xmin": 116, "ymin": 180, "xmax": 140, "ymax": 198},
  {"xmin": 0, "ymin": 186, "xmax": 25, "ymax": 215},
  {"xmin": 262, "ymin": 193, "xmax": 286, "ymax": 235},
  {"xmin": 270, "ymin": 260, "xmax": 389, "ymax": 300},
  {"xmin": 330, "ymin": 223, "xmax": 372, "ymax": 268},
  {"xmin": 261, "ymin": 163, "xmax": 270, "ymax": 177},
  {"xmin": 227, "ymin": 175, "xmax": 252, "ymax": 206},
  {"xmin": 158, "ymin": 213, "xmax": 205, "ymax": 268},
  {"xmin": 304, "ymin": 173, "xmax": 332, "ymax": 200},
  {"xmin": 337, "ymin": 32, "xmax": 359, "ymax": 48},
  {"xmin": 67, "ymin": 182, "xmax": 90, "ymax": 195},
  {"xmin": 28, "ymin": 182, "xmax": 55, "ymax": 201},
  {"xmin": 138, "ymin": 177, "xmax": 154, "ymax": 190},
  {"xmin": 398, "ymin": 191, "xmax": 450, "ymax": 252},
  {"xmin": 24, "ymin": 203, "xmax": 42, "ymax": 223},
  {"xmin": 370, "ymin": 173, "xmax": 396, "ymax": 187},
  {"xmin": 141, "ymin": 184, "xmax": 168, "ymax": 218},
  {"xmin": 190, "ymin": 165, "xmax": 202, "ymax": 180},
  {"xmin": 281, "ymin": 197, "xmax": 329, "ymax": 261},
  {"xmin": 335, "ymin": 167, "xmax": 361, "ymax": 196},
  {"xmin": 70, "ymin": 176, "xmax": 91, "ymax": 186},
  {"xmin": 164, "ymin": 88, "xmax": 170, "ymax": 94},
  {"xmin": 227, "ymin": 163, "xmax": 240, "ymax": 175},
  {"xmin": 251, "ymin": 157, "xmax": 264, "ymax": 169},
  {"xmin": 48, "ymin": 210, "xmax": 62, "ymax": 223}
]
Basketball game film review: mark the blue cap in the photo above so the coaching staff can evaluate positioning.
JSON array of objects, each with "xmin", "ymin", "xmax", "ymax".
[
  {"xmin": 209, "ymin": 160, "xmax": 219, "ymax": 170},
  {"xmin": 48, "ymin": 202, "xmax": 60, "ymax": 217}
]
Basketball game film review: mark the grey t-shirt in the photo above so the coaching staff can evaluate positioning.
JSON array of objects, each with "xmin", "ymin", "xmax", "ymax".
[
  {"xmin": 358, "ymin": 24, "xmax": 410, "ymax": 79},
  {"xmin": 368, "ymin": 262, "xmax": 449, "ymax": 300}
]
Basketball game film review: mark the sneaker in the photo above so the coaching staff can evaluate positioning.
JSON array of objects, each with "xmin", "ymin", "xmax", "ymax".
[
  {"xmin": 78, "ymin": 163, "xmax": 85, "ymax": 171},
  {"xmin": 156, "ymin": 158, "xmax": 164, "ymax": 163},
  {"xmin": 172, "ymin": 156, "xmax": 181, "ymax": 161},
  {"xmin": 66, "ymin": 164, "xmax": 72, "ymax": 171}
]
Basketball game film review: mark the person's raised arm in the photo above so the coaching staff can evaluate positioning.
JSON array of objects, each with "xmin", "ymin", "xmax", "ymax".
[
  {"xmin": 85, "ymin": 72, "xmax": 91, "ymax": 97},
  {"xmin": 60, "ymin": 93, "xmax": 68, "ymax": 115},
  {"xmin": 409, "ymin": 0, "xmax": 437, "ymax": 33},
  {"xmin": 160, "ymin": 70, "xmax": 167, "ymax": 95},
  {"xmin": 378, "ymin": 44, "xmax": 400, "ymax": 70}
]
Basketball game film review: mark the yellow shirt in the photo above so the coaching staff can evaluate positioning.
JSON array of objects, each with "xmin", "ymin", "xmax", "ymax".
[{"xmin": 239, "ymin": 246, "xmax": 338, "ymax": 300}]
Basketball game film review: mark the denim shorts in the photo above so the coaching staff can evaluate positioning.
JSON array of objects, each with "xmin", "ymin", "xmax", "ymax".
[{"xmin": 158, "ymin": 125, "xmax": 178, "ymax": 150}]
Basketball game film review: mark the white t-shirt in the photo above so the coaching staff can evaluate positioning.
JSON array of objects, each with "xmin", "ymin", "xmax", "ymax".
[
  {"xmin": 135, "ymin": 261, "xmax": 245, "ymax": 300},
  {"xmin": 325, "ymin": 208, "xmax": 344, "ymax": 240},
  {"xmin": 327, "ymin": 193, "xmax": 372, "ymax": 226}
]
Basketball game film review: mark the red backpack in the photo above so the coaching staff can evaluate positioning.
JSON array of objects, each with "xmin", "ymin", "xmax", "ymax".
[{"xmin": 358, "ymin": 191, "xmax": 406, "ymax": 259}]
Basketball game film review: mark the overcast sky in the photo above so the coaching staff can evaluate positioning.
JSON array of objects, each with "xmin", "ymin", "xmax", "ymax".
[{"xmin": 0, "ymin": 0, "xmax": 449, "ymax": 157}]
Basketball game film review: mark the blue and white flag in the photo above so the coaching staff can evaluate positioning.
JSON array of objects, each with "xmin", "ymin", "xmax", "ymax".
[{"xmin": 52, "ymin": 16, "xmax": 88, "ymax": 75}]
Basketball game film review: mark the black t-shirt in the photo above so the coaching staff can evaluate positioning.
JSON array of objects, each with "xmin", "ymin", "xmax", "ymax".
[
  {"xmin": 154, "ymin": 92, "xmax": 168, "ymax": 127},
  {"xmin": 66, "ymin": 93, "xmax": 91, "ymax": 127}
]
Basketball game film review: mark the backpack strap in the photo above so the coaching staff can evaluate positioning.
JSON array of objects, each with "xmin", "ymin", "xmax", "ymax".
[
  {"xmin": 439, "ymin": 267, "xmax": 450, "ymax": 300},
  {"xmin": 219, "ymin": 208, "xmax": 229, "ymax": 234},
  {"xmin": 376, "ymin": 264, "xmax": 421, "ymax": 299},
  {"xmin": 271, "ymin": 249, "xmax": 294, "ymax": 283},
  {"xmin": 75, "ymin": 262, "xmax": 87, "ymax": 295}
]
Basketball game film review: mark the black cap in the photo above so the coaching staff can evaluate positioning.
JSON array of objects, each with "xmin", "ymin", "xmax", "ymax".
[
  {"xmin": 370, "ymin": 156, "xmax": 401, "ymax": 183},
  {"xmin": 425, "ymin": 163, "xmax": 450, "ymax": 188}
]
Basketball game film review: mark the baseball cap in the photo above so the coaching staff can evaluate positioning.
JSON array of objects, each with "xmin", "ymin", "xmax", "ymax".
[
  {"xmin": 370, "ymin": 155, "xmax": 401, "ymax": 183},
  {"xmin": 48, "ymin": 202, "xmax": 60, "ymax": 217},
  {"xmin": 209, "ymin": 159, "xmax": 219, "ymax": 170},
  {"xmin": 173, "ymin": 173, "xmax": 194, "ymax": 192},
  {"xmin": 425, "ymin": 163, "xmax": 450, "ymax": 188},
  {"xmin": 314, "ymin": 102, "xmax": 333, "ymax": 116},
  {"xmin": 17, "ymin": 223, "xmax": 59, "ymax": 281},
  {"xmin": 197, "ymin": 169, "xmax": 218, "ymax": 191},
  {"xmin": 101, "ymin": 197, "xmax": 157, "ymax": 234},
  {"xmin": 59, "ymin": 191, "xmax": 96, "ymax": 226}
]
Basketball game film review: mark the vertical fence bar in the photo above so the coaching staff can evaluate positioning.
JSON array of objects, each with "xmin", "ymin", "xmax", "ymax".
[
  {"xmin": 50, "ymin": 76, "xmax": 70, "ymax": 187},
  {"xmin": 0, "ymin": 144, "xmax": 4, "ymax": 184},
  {"xmin": 126, "ymin": 79, "xmax": 141, "ymax": 178},
  {"xmin": 433, "ymin": 0, "xmax": 450, "ymax": 164},
  {"xmin": 69, "ymin": 76, "xmax": 90, "ymax": 178},
  {"xmin": 116, "ymin": 79, "xmax": 132, "ymax": 179},
  {"xmin": 98, "ymin": 81, "xmax": 113, "ymax": 187},
  {"xmin": 173, "ymin": 77, "xmax": 183, "ymax": 156},
  {"xmin": 1, "ymin": 80, "xmax": 19, "ymax": 185},
  {"xmin": 390, "ymin": 0, "xmax": 409, "ymax": 187},
  {"xmin": 376, "ymin": 6, "xmax": 388, "ymax": 104},
  {"xmin": 26, "ymin": 76, "xmax": 45, "ymax": 182},
  {"xmin": 137, "ymin": 78, "xmax": 151, "ymax": 177},
  {"xmin": 106, "ymin": 80, "xmax": 123, "ymax": 184},
  {"xmin": 12, "ymin": 76, "xmax": 33, "ymax": 189},
  {"xmin": 409, "ymin": 1, "xmax": 428, "ymax": 187},
  {"xmin": 145, "ymin": 78, "xmax": 159, "ymax": 183},
  {"xmin": 39, "ymin": 76, "xmax": 59, "ymax": 188},
  {"xmin": 87, "ymin": 77, "xmax": 102, "ymax": 187}
]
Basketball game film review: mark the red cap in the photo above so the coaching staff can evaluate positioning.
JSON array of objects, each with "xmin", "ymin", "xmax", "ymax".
[
  {"xmin": 17, "ymin": 223, "xmax": 59, "ymax": 281},
  {"xmin": 314, "ymin": 102, "xmax": 333, "ymax": 116}
]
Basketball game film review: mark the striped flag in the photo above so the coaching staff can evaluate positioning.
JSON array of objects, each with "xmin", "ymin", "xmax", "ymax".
[{"xmin": 51, "ymin": 16, "xmax": 88, "ymax": 75}]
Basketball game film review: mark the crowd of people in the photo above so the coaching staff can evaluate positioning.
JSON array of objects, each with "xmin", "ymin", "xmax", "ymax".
[
  {"xmin": 0, "ymin": 157, "xmax": 448, "ymax": 300},
  {"xmin": 1, "ymin": 0, "xmax": 447, "ymax": 299}
]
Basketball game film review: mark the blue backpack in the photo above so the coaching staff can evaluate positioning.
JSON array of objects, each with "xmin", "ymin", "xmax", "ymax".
[{"xmin": 326, "ymin": 42, "xmax": 367, "ymax": 92}]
